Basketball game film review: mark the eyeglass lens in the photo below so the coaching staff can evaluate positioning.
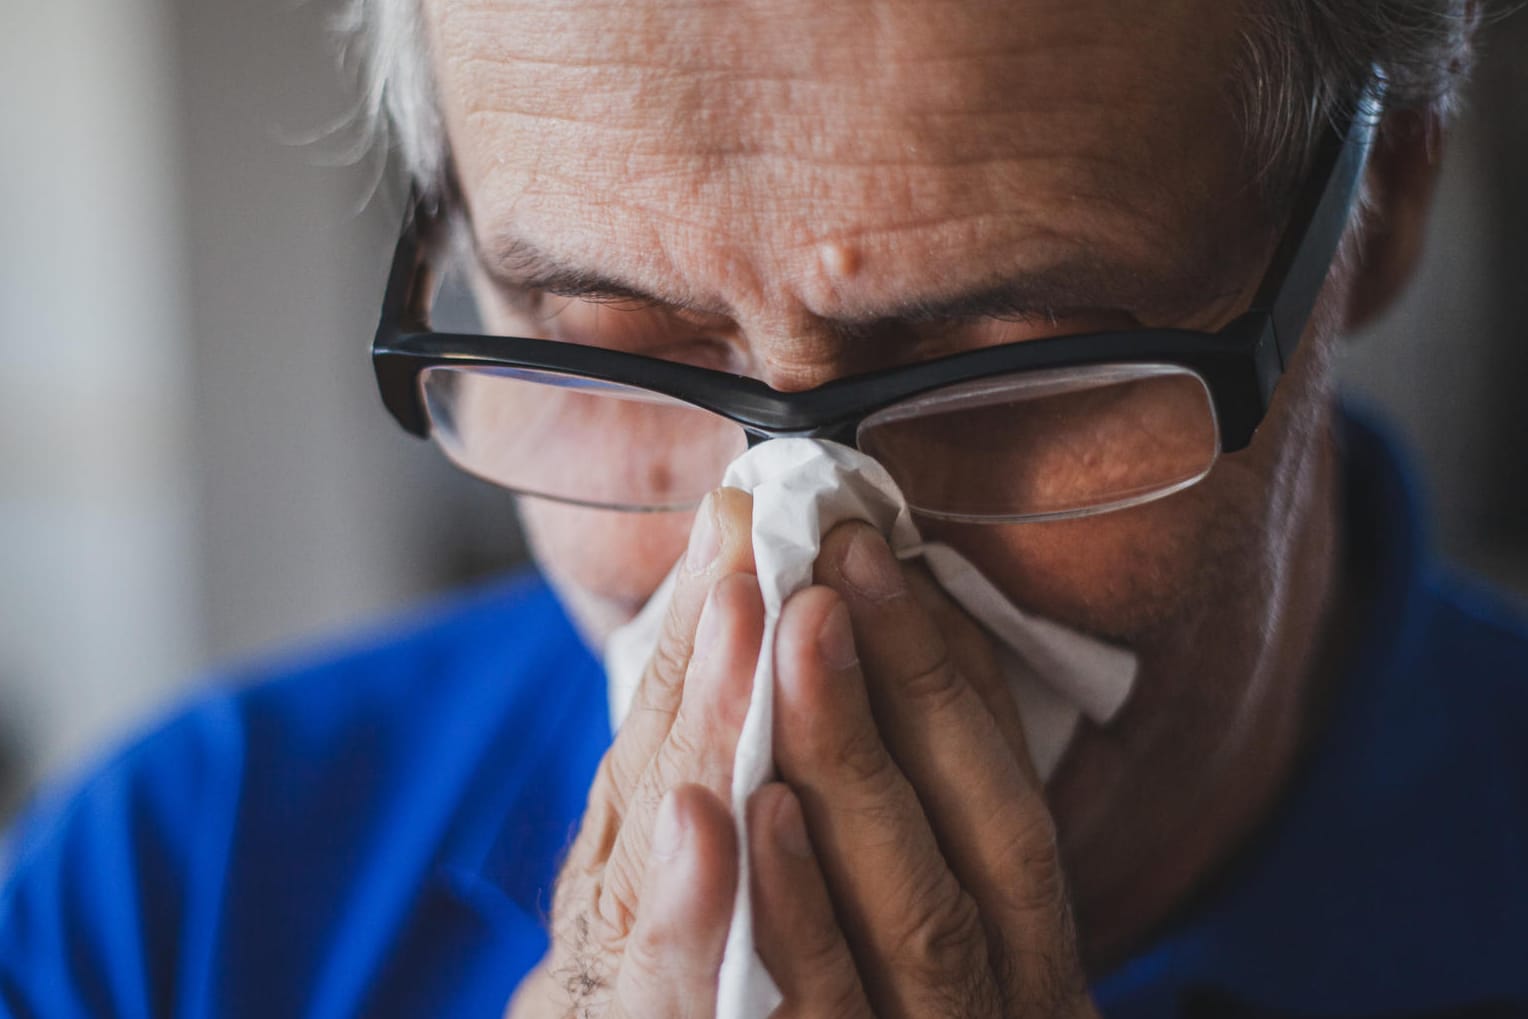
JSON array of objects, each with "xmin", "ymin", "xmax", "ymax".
[
  {"xmin": 856, "ymin": 365, "xmax": 1219, "ymax": 521},
  {"xmin": 418, "ymin": 362, "xmax": 1219, "ymax": 521}
]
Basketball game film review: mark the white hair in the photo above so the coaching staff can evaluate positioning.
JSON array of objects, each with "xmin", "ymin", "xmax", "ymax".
[
  {"xmin": 336, "ymin": 0, "xmax": 1484, "ymax": 210},
  {"xmin": 333, "ymin": 0, "xmax": 447, "ymax": 204},
  {"xmin": 1234, "ymin": 0, "xmax": 1481, "ymax": 201}
]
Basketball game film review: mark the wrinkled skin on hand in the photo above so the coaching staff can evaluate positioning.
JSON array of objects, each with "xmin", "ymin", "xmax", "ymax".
[{"xmin": 510, "ymin": 490, "xmax": 1098, "ymax": 1018}]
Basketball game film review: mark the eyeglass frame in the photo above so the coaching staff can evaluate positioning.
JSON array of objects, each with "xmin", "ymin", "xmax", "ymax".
[{"xmin": 373, "ymin": 78, "xmax": 1383, "ymax": 461}]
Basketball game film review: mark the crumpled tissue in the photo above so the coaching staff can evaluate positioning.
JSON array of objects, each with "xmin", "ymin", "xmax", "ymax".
[{"xmin": 604, "ymin": 438, "xmax": 1137, "ymax": 1019}]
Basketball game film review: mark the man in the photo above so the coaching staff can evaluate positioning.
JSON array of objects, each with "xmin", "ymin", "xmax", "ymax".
[{"xmin": 2, "ymin": 0, "xmax": 1525, "ymax": 1016}]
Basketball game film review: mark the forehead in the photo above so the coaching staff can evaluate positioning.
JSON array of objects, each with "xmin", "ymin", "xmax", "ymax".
[{"xmin": 425, "ymin": 0, "xmax": 1261, "ymax": 322}]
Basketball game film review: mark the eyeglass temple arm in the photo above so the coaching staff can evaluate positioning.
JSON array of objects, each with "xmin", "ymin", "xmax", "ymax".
[
  {"xmin": 1253, "ymin": 76, "xmax": 1387, "ymax": 373},
  {"xmin": 376, "ymin": 195, "xmax": 440, "ymax": 345},
  {"xmin": 373, "ymin": 196, "xmax": 445, "ymax": 437}
]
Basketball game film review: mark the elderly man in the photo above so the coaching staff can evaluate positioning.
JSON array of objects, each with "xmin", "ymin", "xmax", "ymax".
[{"xmin": 3, "ymin": 0, "xmax": 1526, "ymax": 1016}]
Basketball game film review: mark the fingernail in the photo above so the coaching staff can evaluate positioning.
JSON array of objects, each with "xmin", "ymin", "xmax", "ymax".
[
  {"xmin": 773, "ymin": 789, "xmax": 813, "ymax": 859},
  {"xmin": 685, "ymin": 495, "xmax": 721, "ymax": 574},
  {"xmin": 840, "ymin": 529, "xmax": 904, "ymax": 601},
  {"xmin": 817, "ymin": 602, "xmax": 859, "ymax": 670},
  {"xmin": 692, "ymin": 584, "xmax": 726, "ymax": 666},
  {"xmin": 653, "ymin": 791, "xmax": 686, "ymax": 860}
]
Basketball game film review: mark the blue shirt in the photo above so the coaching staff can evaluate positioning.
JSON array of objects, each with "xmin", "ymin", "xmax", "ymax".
[{"xmin": 2, "ymin": 412, "xmax": 1526, "ymax": 1018}]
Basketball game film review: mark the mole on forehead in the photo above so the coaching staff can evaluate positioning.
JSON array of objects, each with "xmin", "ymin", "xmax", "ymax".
[{"xmin": 816, "ymin": 242, "xmax": 863, "ymax": 280}]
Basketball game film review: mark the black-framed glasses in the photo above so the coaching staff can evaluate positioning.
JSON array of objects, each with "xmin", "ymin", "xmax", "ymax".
[{"xmin": 373, "ymin": 79, "xmax": 1383, "ymax": 522}]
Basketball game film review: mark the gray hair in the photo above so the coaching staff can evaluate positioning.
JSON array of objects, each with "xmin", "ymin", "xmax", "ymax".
[
  {"xmin": 1235, "ymin": 0, "xmax": 1481, "ymax": 198},
  {"xmin": 333, "ymin": 0, "xmax": 447, "ymax": 205},
  {"xmin": 337, "ymin": 0, "xmax": 1483, "ymax": 209}
]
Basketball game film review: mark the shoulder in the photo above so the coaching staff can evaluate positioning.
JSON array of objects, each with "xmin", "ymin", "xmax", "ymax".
[
  {"xmin": 1410, "ymin": 565, "xmax": 1528, "ymax": 770},
  {"xmin": 0, "ymin": 572, "xmax": 605, "ymax": 1017},
  {"xmin": 207, "ymin": 570, "xmax": 600, "ymax": 789},
  {"xmin": 1425, "ymin": 567, "xmax": 1528, "ymax": 682},
  {"xmin": 1335, "ymin": 402, "xmax": 1528, "ymax": 733},
  {"xmin": 1103, "ymin": 408, "xmax": 1528, "ymax": 1015}
]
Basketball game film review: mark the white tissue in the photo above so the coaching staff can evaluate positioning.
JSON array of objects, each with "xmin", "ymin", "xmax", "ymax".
[{"xmin": 603, "ymin": 439, "xmax": 1137, "ymax": 1019}]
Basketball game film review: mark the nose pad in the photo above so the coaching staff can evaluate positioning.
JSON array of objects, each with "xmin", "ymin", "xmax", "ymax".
[
  {"xmin": 814, "ymin": 421, "xmax": 861, "ymax": 447},
  {"xmin": 744, "ymin": 420, "xmax": 860, "ymax": 449}
]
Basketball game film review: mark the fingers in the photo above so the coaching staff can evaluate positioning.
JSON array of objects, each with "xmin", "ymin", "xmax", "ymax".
[
  {"xmin": 814, "ymin": 525, "xmax": 1080, "ymax": 999},
  {"xmin": 597, "ymin": 570, "xmax": 764, "ymax": 937},
  {"xmin": 609, "ymin": 785, "xmax": 738, "ymax": 1019},
  {"xmin": 903, "ymin": 567, "xmax": 1037, "ymax": 784},
  {"xmin": 749, "ymin": 783, "xmax": 872, "ymax": 1019},
  {"xmin": 564, "ymin": 488, "xmax": 754, "ymax": 876},
  {"xmin": 609, "ymin": 487, "xmax": 757, "ymax": 812},
  {"xmin": 772, "ymin": 586, "xmax": 1001, "ymax": 1019},
  {"xmin": 817, "ymin": 525, "xmax": 1034, "ymax": 808}
]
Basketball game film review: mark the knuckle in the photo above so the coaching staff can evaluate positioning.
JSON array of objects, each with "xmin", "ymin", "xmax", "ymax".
[
  {"xmin": 996, "ymin": 807, "xmax": 1070, "ymax": 918},
  {"xmin": 789, "ymin": 908, "xmax": 853, "ymax": 980},
  {"xmin": 889, "ymin": 872, "xmax": 989, "ymax": 988},
  {"xmin": 830, "ymin": 723, "xmax": 897, "ymax": 790},
  {"xmin": 591, "ymin": 753, "xmax": 640, "ymax": 827},
  {"xmin": 630, "ymin": 734, "xmax": 707, "ymax": 831},
  {"xmin": 986, "ymin": 811, "xmax": 1091, "ymax": 1013},
  {"xmin": 595, "ymin": 858, "xmax": 643, "ymax": 945},
  {"xmin": 622, "ymin": 907, "xmax": 705, "ymax": 990},
  {"xmin": 645, "ymin": 628, "xmax": 694, "ymax": 695},
  {"xmin": 661, "ymin": 716, "xmax": 707, "ymax": 767},
  {"xmin": 897, "ymin": 651, "xmax": 966, "ymax": 714},
  {"xmin": 622, "ymin": 913, "xmax": 669, "ymax": 978},
  {"xmin": 651, "ymin": 721, "xmax": 726, "ymax": 799},
  {"xmin": 1017, "ymin": 850, "xmax": 1071, "ymax": 921},
  {"xmin": 587, "ymin": 735, "xmax": 717, "ymax": 951},
  {"xmin": 566, "ymin": 807, "xmax": 618, "ymax": 877}
]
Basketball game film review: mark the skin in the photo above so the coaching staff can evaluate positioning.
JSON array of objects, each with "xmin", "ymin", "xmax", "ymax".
[{"xmin": 420, "ymin": 0, "xmax": 1442, "ymax": 1010}]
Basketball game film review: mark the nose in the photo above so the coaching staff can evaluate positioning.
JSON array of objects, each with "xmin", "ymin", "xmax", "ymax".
[
  {"xmin": 723, "ymin": 237, "xmax": 937, "ymax": 392},
  {"xmin": 747, "ymin": 316, "xmax": 924, "ymax": 393}
]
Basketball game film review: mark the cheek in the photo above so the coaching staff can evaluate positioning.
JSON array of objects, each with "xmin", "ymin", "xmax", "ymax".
[
  {"xmin": 519, "ymin": 499, "xmax": 694, "ymax": 641},
  {"xmin": 920, "ymin": 451, "xmax": 1272, "ymax": 641},
  {"xmin": 520, "ymin": 426, "xmax": 1288, "ymax": 650}
]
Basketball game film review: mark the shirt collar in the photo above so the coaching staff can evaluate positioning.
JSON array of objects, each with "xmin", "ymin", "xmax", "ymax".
[{"xmin": 1093, "ymin": 404, "xmax": 1528, "ymax": 1017}]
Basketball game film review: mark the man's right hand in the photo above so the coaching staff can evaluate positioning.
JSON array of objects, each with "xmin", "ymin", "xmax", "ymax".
[{"xmin": 508, "ymin": 488, "xmax": 761, "ymax": 1019}]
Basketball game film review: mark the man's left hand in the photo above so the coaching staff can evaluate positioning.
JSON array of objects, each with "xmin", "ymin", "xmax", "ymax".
[{"xmin": 749, "ymin": 522, "xmax": 1100, "ymax": 1018}]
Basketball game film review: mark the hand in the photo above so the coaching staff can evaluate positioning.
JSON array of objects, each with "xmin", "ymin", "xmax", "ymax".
[
  {"xmin": 509, "ymin": 495, "xmax": 1098, "ymax": 1019},
  {"xmin": 508, "ymin": 488, "xmax": 765, "ymax": 1019},
  {"xmin": 748, "ymin": 521, "xmax": 1099, "ymax": 1018}
]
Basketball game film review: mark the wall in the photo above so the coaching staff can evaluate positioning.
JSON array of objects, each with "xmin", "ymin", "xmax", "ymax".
[{"xmin": 0, "ymin": 0, "xmax": 201, "ymax": 813}]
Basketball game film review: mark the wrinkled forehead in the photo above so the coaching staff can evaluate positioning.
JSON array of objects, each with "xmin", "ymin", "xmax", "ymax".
[{"xmin": 424, "ymin": 0, "xmax": 1260, "ymax": 320}]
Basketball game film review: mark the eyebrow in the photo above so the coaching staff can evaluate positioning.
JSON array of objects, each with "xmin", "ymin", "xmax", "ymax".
[{"xmin": 477, "ymin": 233, "xmax": 1231, "ymax": 331}]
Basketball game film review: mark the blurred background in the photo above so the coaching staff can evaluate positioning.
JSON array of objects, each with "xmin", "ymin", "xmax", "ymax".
[{"xmin": 1, "ymin": 1, "xmax": 1524, "ymax": 820}]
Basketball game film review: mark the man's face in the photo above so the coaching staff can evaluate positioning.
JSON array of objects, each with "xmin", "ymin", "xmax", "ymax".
[{"xmin": 425, "ymin": 0, "xmax": 1349, "ymax": 957}]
